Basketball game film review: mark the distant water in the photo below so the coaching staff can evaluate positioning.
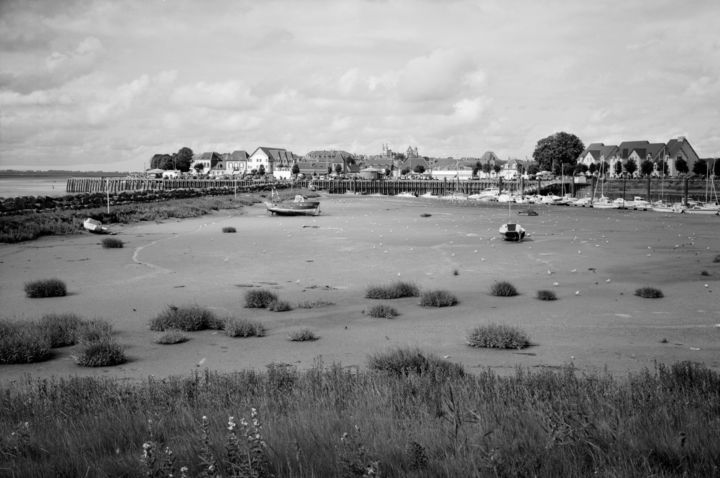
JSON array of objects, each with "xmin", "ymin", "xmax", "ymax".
[{"xmin": 0, "ymin": 176, "xmax": 73, "ymax": 198}]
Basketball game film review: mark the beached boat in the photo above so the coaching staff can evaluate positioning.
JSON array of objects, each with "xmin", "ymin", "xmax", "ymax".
[
  {"xmin": 628, "ymin": 196, "xmax": 650, "ymax": 211},
  {"xmin": 592, "ymin": 197, "xmax": 619, "ymax": 209},
  {"xmin": 499, "ymin": 223, "xmax": 526, "ymax": 241},
  {"xmin": 265, "ymin": 194, "xmax": 320, "ymax": 216},
  {"xmin": 83, "ymin": 218, "xmax": 109, "ymax": 234}
]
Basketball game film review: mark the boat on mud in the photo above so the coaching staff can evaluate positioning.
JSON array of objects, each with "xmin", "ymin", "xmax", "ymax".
[
  {"xmin": 83, "ymin": 218, "xmax": 110, "ymax": 234},
  {"xmin": 499, "ymin": 223, "xmax": 526, "ymax": 241},
  {"xmin": 265, "ymin": 193, "xmax": 321, "ymax": 216}
]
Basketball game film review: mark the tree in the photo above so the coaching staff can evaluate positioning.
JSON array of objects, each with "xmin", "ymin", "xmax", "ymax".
[
  {"xmin": 692, "ymin": 159, "xmax": 707, "ymax": 176},
  {"xmin": 526, "ymin": 163, "xmax": 539, "ymax": 176},
  {"xmin": 600, "ymin": 161, "xmax": 611, "ymax": 176},
  {"xmin": 291, "ymin": 163, "xmax": 300, "ymax": 176},
  {"xmin": 334, "ymin": 163, "xmax": 343, "ymax": 175},
  {"xmin": 675, "ymin": 158, "xmax": 688, "ymax": 175},
  {"xmin": 493, "ymin": 164, "xmax": 502, "ymax": 174},
  {"xmin": 472, "ymin": 165, "xmax": 480, "ymax": 177},
  {"xmin": 614, "ymin": 161, "xmax": 623, "ymax": 176},
  {"xmin": 258, "ymin": 165, "xmax": 266, "ymax": 176},
  {"xmin": 588, "ymin": 163, "xmax": 597, "ymax": 174},
  {"xmin": 193, "ymin": 163, "xmax": 205, "ymax": 174},
  {"xmin": 624, "ymin": 159, "xmax": 637, "ymax": 176},
  {"xmin": 714, "ymin": 158, "xmax": 720, "ymax": 178},
  {"xmin": 482, "ymin": 162, "xmax": 491, "ymax": 174},
  {"xmin": 532, "ymin": 132, "xmax": 584, "ymax": 175},
  {"xmin": 640, "ymin": 159, "xmax": 654, "ymax": 177},
  {"xmin": 413, "ymin": 165, "xmax": 425, "ymax": 174},
  {"xmin": 574, "ymin": 164, "xmax": 588, "ymax": 175},
  {"xmin": 175, "ymin": 147, "xmax": 194, "ymax": 172},
  {"xmin": 656, "ymin": 160, "xmax": 668, "ymax": 176}
]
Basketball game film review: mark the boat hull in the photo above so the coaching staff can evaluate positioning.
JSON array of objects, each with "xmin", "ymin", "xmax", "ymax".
[
  {"xmin": 265, "ymin": 203, "xmax": 320, "ymax": 216},
  {"xmin": 499, "ymin": 223, "xmax": 525, "ymax": 241}
]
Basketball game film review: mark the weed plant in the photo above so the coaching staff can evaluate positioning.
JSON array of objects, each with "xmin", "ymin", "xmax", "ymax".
[
  {"xmin": 0, "ymin": 320, "xmax": 52, "ymax": 364},
  {"xmin": 368, "ymin": 347, "xmax": 465, "ymax": 378},
  {"xmin": 635, "ymin": 287, "xmax": 664, "ymax": 299},
  {"xmin": 77, "ymin": 319, "xmax": 113, "ymax": 343},
  {"xmin": 419, "ymin": 290, "xmax": 458, "ymax": 307},
  {"xmin": 1, "ymin": 360, "xmax": 719, "ymax": 476},
  {"xmin": 244, "ymin": 290, "xmax": 278, "ymax": 308},
  {"xmin": 222, "ymin": 227, "xmax": 236, "ymax": 233},
  {"xmin": 153, "ymin": 330, "xmax": 189, "ymax": 345},
  {"xmin": 268, "ymin": 300, "xmax": 292, "ymax": 312},
  {"xmin": 536, "ymin": 290, "xmax": 557, "ymax": 301},
  {"xmin": 490, "ymin": 281, "xmax": 518, "ymax": 297},
  {"xmin": 365, "ymin": 281, "xmax": 419, "ymax": 299},
  {"xmin": 223, "ymin": 318, "xmax": 265, "ymax": 338},
  {"xmin": 467, "ymin": 324, "xmax": 530, "ymax": 349},
  {"xmin": 368, "ymin": 304, "xmax": 399, "ymax": 319},
  {"xmin": 24, "ymin": 278, "xmax": 67, "ymax": 298},
  {"xmin": 149, "ymin": 305, "xmax": 217, "ymax": 331},
  {"xmin": 38, "ymin": 313, "xmax": 83, "ymax": 347},
  {"xmin": 101, "ymin": 237, "xmax": 123, "ymax": 248},
  {"xmin": 288, "ymin": 328, "xmax": 318, "ymax": 341},
  {"xmin": 73, "ymin": 338, "xmax": 126, "ymax": 367}
]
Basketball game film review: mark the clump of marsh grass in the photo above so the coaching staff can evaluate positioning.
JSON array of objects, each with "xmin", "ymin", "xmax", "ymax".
[
  {"xmin": 73, "ymin": 337, "xmax": 126, "ymax": 367},
  {"xmin": 24, "ymin": 278, "xmax": 67, "ymax": 298},
  {"xmin": 536, "ymin": 290, "xmax": 557, "ymax": 301},
  {"xmin": 101, "ymin": 237, "xmax": 123, "ymax": 248},
  {"xmin": 288, "ymin": 328, "xmax": 318, "ymax": 342},
  {"xmin": 365, "ymin": 281, "xmax": 419, "ymax": 299},
  {"xmin": 244, "ymin": 289, "xmax": 278, "ymax": 308},
  {"xmin": 296, "ymin": 300, "xmax": 334, "ymax": 309},
  {"xmin": 268, "ymin": 300, "xmax": 292, "ymax": 312},
  {"xmin": 635, "ymin": 287, "xmax": 664, "ymax": 299},
  {"xmin": 490, "ymin": 281, "xmax": 518, "ymax": 297},
  {"xmin": 367, "ymin": 304, "xmax": 399, "ymax": 319},
  {"xmin": 700, "ymin": 270, "xmax": 710, "ymax": 276},
  {"xmin": 419, "ymin": 290, "xmax": 458, "ymax": 307},
  {"xmin": 0, "ymin": 319, "xmax": 52, "ymax": 364},
  {"xmin": 223, "ymin": 318, "xmax": 265, "ymax": 338},
  {"xmin": 149, "ymin": 305, "xmax": 217, "ymax": 331},
  {"xmin": 222, "ymin": 226, "xmax": 236, "ymax": 233},
  {"xmin": 77, "ymin": 319, "xmax": 113, "ymax": 344},
  {"xmin": 367, "ymin": 347, "xmax": 465, "ymax": 378},
  {"xmin": 467, "ymin": 324, "xmax": 531, "ymax": 349},
  {"xmin": 153, "ymin": 330, "xmax": 189, "ymax": 345},
  {"xmin": 714, "ymin": 254, "xmax": 720, "ymax": 263},
  {"xmin": 38, "ymin": 313, "xmax": 83, "ymax": 347}
]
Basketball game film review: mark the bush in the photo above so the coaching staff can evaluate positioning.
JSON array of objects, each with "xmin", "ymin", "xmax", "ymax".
[
  {"xmin": 419, "ymin": 290, "xmax": 458, "ymax": 307},
  {"xmin": 490, "ymin": 281, "xmax": 518, "ymax": 297},
  {"xmin": 714, "ymin": 254, "xmax": 720, "ymax": 263},
  {"xmin": 367, "ymin": 347, "xmax": 464, "ymax": 378},
  {"xmin": 224, "ymin": 318, "xmax": 265, "ymax": 338},
  {"xmin": 73, "ymin": 338, "xmax": 126, "ymax": 367},
  {"xmin": 24, "ymin": 278, "xmax": 67, "ymax": 298},
  {"xmin": 268, "ymin": 300, "xmax": 292, "ymax": 312},
  {"xmin": 0, "ymin": 320, "xmax": 52, "ymax": 364},
  {"xmin": 244, "ymin": 290, "xmax": 278, "ymax": 308},
  {"xmin": 288, "ymin": 328, "xmax": 318, "ymax": 342},
  {"xmin": 101, "ymin": 237, "xmax": 123, "ymax": 248},
  {"xmin": 365, "ymin": 281, "xmax": 419, "ymax": 300},
  {"xmin": 38, "ymin": 313, "xmax": 83, "ymax": 347},
  {"xmin": 296, "ymin": 300, "xmax": 334, "ymax": 309},
  {"xmin": 222, "ymin": 227, "xmax": 237, "ymax": 233},
  {"xmin": 536, "ymin": 290, "xmax": 557, "ymax": 301},
  {"xmin": 149, "ymin": 305, "xmax": 217, "ymax": 331},
  {"xmin": 467, "ymin": 324, "xmax": 531, "ymax": 349},
  {"xmin": 153, "ymin": 330, "xmax": 189, "ymax": 345},
  {"xmin": 635, "ymin": 287, "xmax": 664, "ymax": 299},
  {"xmin": 77, "ymin": 319, "xmax": 114, "ymax": 344},
  {"xmin": 368, "ymin": 304, "xmax": 399, "ymax": 319}
]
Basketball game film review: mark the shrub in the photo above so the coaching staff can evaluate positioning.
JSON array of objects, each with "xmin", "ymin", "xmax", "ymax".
[
  {"xmin": 288, "ymin": 328, "xmax": 318, "ymax": 342},
  {"xmin": 368, "ymin": 304, "xmax": 399, "ymax": 319},
  {"xmin": 153, "ymin": 330, "xmax": 189, "ymax": 345},
  {"xmin": 222, "ymin": 227, "xmax": 236, "ymax": 233},
  {"xmin": 419, "ymin": 290, "xmax": 458, "ymax": 307},
  {"xmin": 24, "ymin": 278, "xmax": 67, "ymax": 298},
  {"xmin": 296, "ymin": 300, "xmax": 334, "ymax": 309},
  {"xmin": 244, "ymin": 290, "xmax": 278, "ymax": 308},
  {"xmin": 367, "ymin": 347, "xmax": 464, "ymax": 378},
  {"xmin": 714, "ymin": 254, "xmax": 720, "ymax": 263},
  {"xmin": 420, "ymin": 213, "xmax": 432, "ymax": 217},
  {"xmin": 635, "ymin": 287, "xmax": 664, "ymax": 299},
  {"xmin": 101, "ymin": 237, "xmax": 123, "ymax": 248},
  {"xmin": 0, "ymin": 320, "xmax": 52, "ymax": 364},
  {"xmin": 536, "ymin": 290, "xmax": 557, "ymax": 301},
  {"xmin": 490, "ymin": 281, "xmax": 518, "ymax": 297},
  {"xmin": 38, "ymin": 313, "xmax": 83, "ymax": 347},
  {"xmin": 73, "ymin": 338, "xmax": 126, "ymax": 367},
  {"xmin": 149, "ymin": 305, "xmax": 217, "ymax": 331},
  {"xmin": 365, "ymin": 281, "xmax": 419, "ymax": 300},
  {"xmin": 700, "ymin": 270, "xmax": 710, "ymax": 276},
  {"xmin": 467, "ymin": 324, "xmax": 531, "ymax": 349},
  {"xmin": 224, "ymin": 318, "xmax": 265, "ymax": 338},
  {"xmin": 268, "ymin": 300, "xmax": 292, "ymax": 312},
  {"xmin": 77, "ymin": 319, "xmax": 113, "ymax": 344}
]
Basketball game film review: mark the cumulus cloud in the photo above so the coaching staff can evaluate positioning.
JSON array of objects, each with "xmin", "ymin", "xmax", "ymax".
[
  {"xmin": 0, "ymin": 89, "xmax": 72, "ymax": 107},
  {"xmin": 45, "ymin": 36, "xmax": 104, "ymax": 77},
  {"xmin": 171, "ymin": 81, "xmax": 257, "ymax": 110},
  {"xmin": 396, "ymin": 49, "xmax": 481, "ymax": 102}
]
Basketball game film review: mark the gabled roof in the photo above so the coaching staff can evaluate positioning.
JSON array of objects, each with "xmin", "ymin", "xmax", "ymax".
[
  {"xmin": 666, "ymin": 137, "xmax": 699, "ymax": 160},
  {"xmin": 617, "ymin": 141, "xmax": 650, "ymax": 159},
  {"xmin": 578, "ymin": 143, "xmax": 605, "ymax": 161},
  {"xmin": 251, "ymin": 147, "xmax": 294, "ymax": 163},
  {"xmin": 599, "ymin": 145, "xmax": 618, "ymax": 159},
  {"xmin": 479, "ymin": 151, "xmax": 500, "ymax": 163},
  {"xmin": 646, "ymin": 143, "xmax": 666, "ymax": 160},
  {"xmin": 230, "ymin": 150, "xmax": 248, "ymax": 161},
  {"xmin": 305, "ymin": 150, "xmax": 353, "ymax": 161}
]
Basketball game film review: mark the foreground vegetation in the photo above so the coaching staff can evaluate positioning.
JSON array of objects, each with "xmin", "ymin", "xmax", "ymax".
[{"xmin": 0, "ymin": 358, "xmax": 718, "ymax": 477}]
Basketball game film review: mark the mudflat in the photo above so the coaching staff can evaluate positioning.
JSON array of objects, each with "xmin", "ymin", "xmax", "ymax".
[{"xmin": 1, "ymin": 195, "xmax": 718, "ymax": 383}]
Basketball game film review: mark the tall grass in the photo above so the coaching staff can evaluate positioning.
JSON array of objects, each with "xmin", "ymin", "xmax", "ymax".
[
  {"xmin": 149, "ymin": 305, "xmax": 219, "ymax": 331},
  {"xmin": 24, "ymin": 278, "xmax": 67, "ymax": 298},
  {"xmin": 1, "ymin": 360, "xmax": 718, "ymax": 476},
  {"xmin": 365, "ymin": 281, "xmax": 419, "ymax": 299},
  {"xmin": 244, "ymin": 289, "xmax": 278, "ymax": 309},
  {"xmin": 0, "ymin": 320, "xmax": 52, "ymax": 364}
]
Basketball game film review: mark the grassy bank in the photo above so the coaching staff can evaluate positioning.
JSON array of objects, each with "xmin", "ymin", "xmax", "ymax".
[
  {"xmin": 1, "ymin": 359, "xmax": 718, "ymax": 477},
  {"xmin": 0, "ymin": 195, "xmax": 259, "ymax": 243}
]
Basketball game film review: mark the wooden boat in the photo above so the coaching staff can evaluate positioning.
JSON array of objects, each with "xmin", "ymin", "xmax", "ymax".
[
  {"xmin": 83, "ymin": 218, "xmax": 109, "ymax": 234},
  {"xmin": 499, "ymin": 223, "xmax": 526, "ymax": 241},
  {"xmin": 265, "ymin": 194, "xmax": 320, "ymax": 216}
]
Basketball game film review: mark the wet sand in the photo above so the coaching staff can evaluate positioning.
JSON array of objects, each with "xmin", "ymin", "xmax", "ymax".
[{"xmin": 1, "ymin": 195, "xmax": 718, "ymax": 384}]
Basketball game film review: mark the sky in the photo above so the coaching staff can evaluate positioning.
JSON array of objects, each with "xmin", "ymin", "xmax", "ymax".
[{"xmin": 1, "ymin": 0, "xmax": 719, "ymax": 171}]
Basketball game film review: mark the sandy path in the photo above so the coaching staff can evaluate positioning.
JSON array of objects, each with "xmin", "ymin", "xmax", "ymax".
[{"xmin": 1, "ymin": 195, "xmax": 718, "ymax": 384}]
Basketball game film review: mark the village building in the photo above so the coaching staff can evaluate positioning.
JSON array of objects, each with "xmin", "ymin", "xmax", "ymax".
[
  {"xmin": 190, "ymin": 152, "xmax": 222, "ymax": 175},
  {"xmin": 248, "ymin": 147, "xmax": 296, "ymax": 176}
]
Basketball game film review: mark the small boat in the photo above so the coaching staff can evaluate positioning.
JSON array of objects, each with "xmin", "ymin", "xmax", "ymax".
[
  {"xmin": 572, "ymin": 197, "xmax": 593, "ymax": 207},
  {"xmin": 499, "ymin": 223, "xmax": 526, "ymax": 241},
  {"xmin": 684, "ymin": 203, "xmax": 720, "ymax": 215},
  {"xmin": 83, "ymin": 218, "xmax": 110, "ymax": 234},
  {"xmin": 629, "ymin": 196, "xmax": 650, "ymax": 211},
  {"xmin": 265, "ymin": 193, "xmax": 321, "ymax": 216},
  {"xmin": 592, "ymin": 198, "xmax": 619, "ymax": 209}
]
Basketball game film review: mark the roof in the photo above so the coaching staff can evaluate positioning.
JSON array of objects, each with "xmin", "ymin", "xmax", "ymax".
[
  {"xmin": 252, "ymin": 147, "xmax": 294, "ymax": 163},
  {"xmin": 599, "ymin": 145, "xmax": 618, "ymax": 160},
  {"xmin": 618, "ymin": 141, "xmax": 650, "ymax": 159},
  {"xmin": 230, "ymin": 150, "xmax": 248, "ymax": 161},
  {"xmin": 666, "ymin": 137, "xmax": 699, "ymax": 160},
  {"xmin": 305, "ymin": 150, "xmax": 353, "ymax": 161},
  {"xmin": 479, "ymin": 151, "xmax": 500, "ymax": 163}
]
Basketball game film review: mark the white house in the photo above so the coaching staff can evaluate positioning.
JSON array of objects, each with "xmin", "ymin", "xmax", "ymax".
[
  {"xmin": 248, "ymin": 147, "xmax": 295, "ymax": 176},
  {"xmin": 223, "ymin": 150, "xmax": 249, "ymax": 175}
]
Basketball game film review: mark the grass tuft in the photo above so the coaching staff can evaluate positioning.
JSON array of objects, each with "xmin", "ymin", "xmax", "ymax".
[
  {"xmin": 268, "ymin": 300, "xmax": 292, "ymax": 312},
  {"xmin": 77, "ymin": 319, "xmax": 113, "ymax": 344},
  {"xmin": 222, "ymin": 226, "xmax": 236, "ymax": 233},
  {"xmin": 101, "ymin": 237, "xmax": 123, "ymax": 248},
  {"xmin": 288, "ymin": 328, "xmax": 318, "ymax": 342},
  {"xmin": 149, "ymin": 305, "xmax": 217, "ymax": 331},
  {"xmin": 490, "ymin": 281, "xmax": 518, "ymax": 297},
  {"xmin": 634, "ymin": 287, "xmax": 664, "ymax": 299},
  {"xmin": 536, "ymin": 290, "xmax": 557, "ymax": 301},
  {"xmin": 73, "ymin": 338, "xmax": 126, "ymax": 367},
  {"xmin": 244, "ymin": 289, "xmax": 278, "ymax": 308},
  {"xmin": 367, "ymin": 347, "xmax": 465, "ymax": 378},
  {"xmin": 419, "ymin": 290, "xmax": 458, "ymax": 307},
  {"xmin": 365, "ymin": 281, "xmax": 419, "ymax": 300},
  {"xmin": 223, "ymin": 318, "xmax": 266, "ymax": 338},
  {"xmin": 467, "ymin": 324, "xmax": 531, "ymax": 349},
  {"xmin": 24, "ymin": 278, "xmax": 67, "ymax": 298},
  {"xmin": 0, "ymin": 320, "xmax": 52, "ymax": 364},
  {"xmin": 714, "ymin": 254, "xmax": 720, "ymax": 263},
  {"xmin": 153, "ymin": 330, "xmax": 189, "ymax": 345},
  {"xmin": 38, "ymin": 313, "xmax": 84, "ymax": 347},
  {"xmin": 367, "ymin": 304, "xmax": 399, "ymax": 319},
  {"xmin": 296, "ymin": 300, "xmax": 334, "ymax": 309}
]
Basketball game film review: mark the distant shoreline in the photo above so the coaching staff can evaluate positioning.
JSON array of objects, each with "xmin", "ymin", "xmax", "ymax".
[{"xmin": 0, "ymin": 170, "xmax": 127, "ymax": 178}]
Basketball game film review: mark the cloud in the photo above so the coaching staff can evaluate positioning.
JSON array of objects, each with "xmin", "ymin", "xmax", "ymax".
[
  {"xmin": 171, "ymin": 81, "xmax": 257, "ymax": 110},
  {"xmin": 85, "ymin": 75, "xmax": 152, "ymax": 124},
  {"xmin": 45, "ymin": 36, "xmax": 104, "ymax": 77},
  {"xmin": 0, "ymin": 89, "xmax": 72, "ymax": 107},
  {"xmin": 396, "ymin": 49, "xmax": 480, "ymax": 102}
]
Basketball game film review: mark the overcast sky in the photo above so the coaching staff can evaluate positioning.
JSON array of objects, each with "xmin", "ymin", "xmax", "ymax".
[{"xmin": 1, "ymin": 0, "xmax": 719, "ymax": 171}]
